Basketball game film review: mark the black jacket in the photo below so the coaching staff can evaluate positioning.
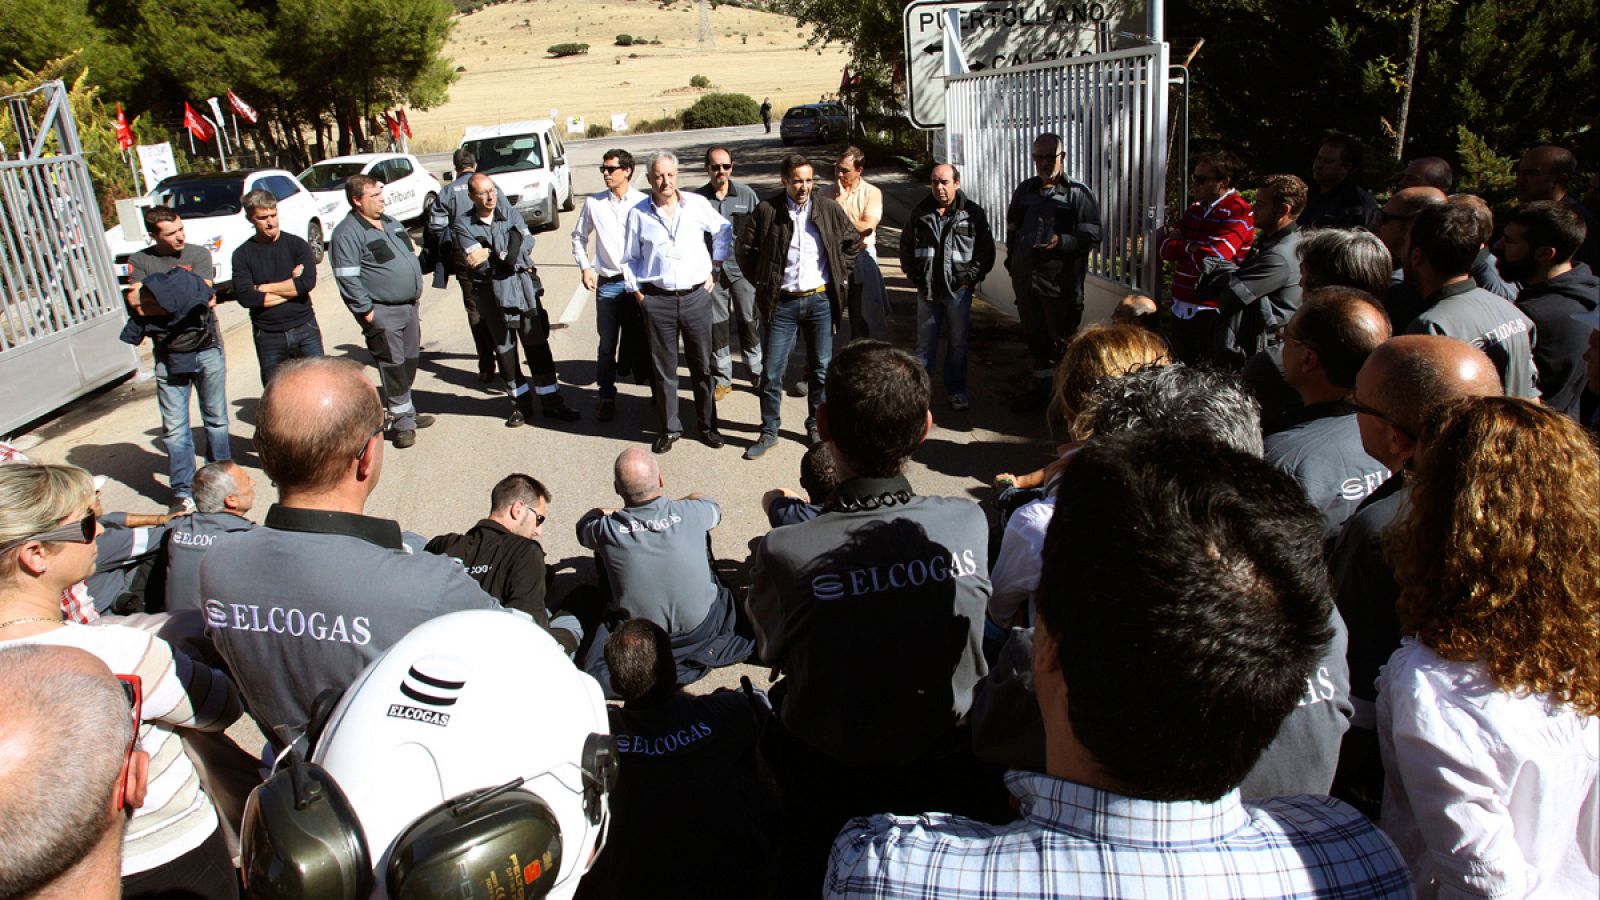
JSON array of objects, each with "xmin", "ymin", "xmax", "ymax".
[
  {"xmin": 737, "ymin": 192, "xmax": 860, "ymax": 325},
  {"xmin": 1515, "ymin": 263, "xmax": 1599, "ymax": 419},
  {"xmin": 900, "ymin": 190, "xmax": 996, "ymax": 299},
  {"xmin": 425, "ymin": 519, "xmax": 571, "ymax": 653}
]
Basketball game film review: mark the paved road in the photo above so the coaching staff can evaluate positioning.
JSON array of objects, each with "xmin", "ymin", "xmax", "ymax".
[{"xmin": 13, "ymin": 124, "xmax": 1055, "ymax": 702}]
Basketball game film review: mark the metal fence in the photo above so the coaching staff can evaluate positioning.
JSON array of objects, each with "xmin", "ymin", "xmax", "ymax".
[
  {"xmin": 944, "ymin": 44, "xmax": 1170, "ymax": 296},
  {"xmin": 1, "ymin": 81, "xmax": 137, "ymax": 435}
]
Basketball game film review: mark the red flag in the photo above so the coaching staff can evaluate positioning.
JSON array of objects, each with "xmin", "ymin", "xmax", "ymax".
[
  {"xmin": 114, "ymin": 103, "xmax": 134, "ymax": 151},
  {"xmin": 226, "ymin": 90, "xmax": 258, "ymax": 125},
  {"xmin": 383, "ymin": 110, "xmax": 400, "ymax": 141},
  {"xmin": 183, "ymin": 102, "xmax": 215, "ymax": 142},
  {"xmin": 840, "ymin": 67, "xmax": 852, "ymax": 94},
  {"xmin": 396, "ymin": 108, "xmax": 412, "ymax": 139}
]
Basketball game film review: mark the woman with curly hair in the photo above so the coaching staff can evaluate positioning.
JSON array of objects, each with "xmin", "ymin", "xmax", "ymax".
[{"xmin": 1379, "ymin": 396, "xmax": 1600, "ymax": 898}]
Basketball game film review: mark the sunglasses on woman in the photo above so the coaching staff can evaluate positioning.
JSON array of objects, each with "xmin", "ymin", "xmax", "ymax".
[{"xmin": 0, "ymin": 510, "xmax": 98, "ymax": 551}]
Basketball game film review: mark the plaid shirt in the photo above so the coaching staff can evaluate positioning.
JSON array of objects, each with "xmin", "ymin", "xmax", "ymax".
[
  {"xmin": 1160, "ymin": 190, "xmax": 1254, "ymax": 316},
  {"xmin": 826, "ymin": 771, "xmax": 1413, "ymax": 899}
]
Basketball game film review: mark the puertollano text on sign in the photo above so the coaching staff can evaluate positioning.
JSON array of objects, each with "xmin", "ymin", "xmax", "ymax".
[{"xmin": 915, "ymin": 3, "xmax": 1112, "ymax": 33}]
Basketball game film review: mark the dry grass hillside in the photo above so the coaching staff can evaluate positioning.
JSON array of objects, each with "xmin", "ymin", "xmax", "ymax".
[{"xmin": 406, "ymin": 0, "xmax": 850, "ymax": 150}]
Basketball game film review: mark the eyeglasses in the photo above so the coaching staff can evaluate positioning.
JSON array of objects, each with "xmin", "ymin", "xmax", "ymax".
[
  {"xmin": 355, "ymin": 414, "xmax": 393, "ymax": 462},
  {"xmin": 114, "ymin": 673, "xmax": 143, "ymax": 810},
  {"xmin": 708, "ymin": 163, "xmax": 733, "ymax": 171},
  {"xmin": 598, "ymin": 165, "xmax": 627, "ymax": 175},
  {"xmin": 1030, "ymin": 152, "xmax": 1063, "ymax": 162},
  {"xmin": 0, "ymin": 511, "xmax": 98, "ymax": 552},
  {"xmin": 534, "ymin": 510, "xmax": 547, "ymax": 527},
  {"xmin": 1343, "ymin": 397, "xmax": 1414, "ymax": 439}
]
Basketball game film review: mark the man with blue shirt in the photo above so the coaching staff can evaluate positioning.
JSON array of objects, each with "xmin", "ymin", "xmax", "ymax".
[
  {"xmin": 621, "ymin": 151, "xmax": 733, "ymax": 453},
  {"xmin": 826, "ymin": 430, "xmax": 1411, "ymax": 900}
]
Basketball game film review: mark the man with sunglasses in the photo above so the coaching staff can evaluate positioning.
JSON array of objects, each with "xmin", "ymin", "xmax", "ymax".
[
  {"xmin": 1327, "ymin": 335, "xmax": 1502, "ymax": 816},
  {"xmin": 426, "ymin": 473, "xmax": 582, "ymax": 656},
  {"xmin": 572, "ymin": 149, "xmax": 650, "ymax": 422},
  {"xmin": 0, "ymin": 645, "xmax": 149, "ymax": 900},
  {"xmin": 1159, "ymin": 150, "xmax": 1254, "ymax": 366},
  {"xmin": 695, "ymin": 146, "xmax": 764, "ymax": 397}
]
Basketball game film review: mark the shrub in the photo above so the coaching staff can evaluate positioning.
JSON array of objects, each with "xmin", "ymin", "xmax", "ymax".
[
  {"xmin": 681, "ymin": 92, "xmax": 761, "ymax": 130},
  {"xmin": 615, "ymin": 33, "xmax": 633, "ymax": 46},
  {"xmin": 689, "ymin": 74, "xmax": 710, "ymax": 89},
  {"xmin": 587, "ymin": 123, "xmax": 614, "ymax": 139},
  {"xmin": 547, "ymin": 43, "xmax": 590, "ymax": 58},
  {"xmin": 632, "ymin": 113, "xmax": 685, "ymax": 134}
]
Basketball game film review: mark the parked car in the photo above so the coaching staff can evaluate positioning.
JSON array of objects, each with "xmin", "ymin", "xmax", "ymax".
[
  {"xmin": 103, "ymin": 169, "xmax": 323, "ymax": 296},
  {"xmin": 297, "ymin": 152, "xmax": 439, "ymax": 229},
  {"xmin": 457, "ymin": 119, "xmax": 574, "ymax": 232},
  {"xmin": 780, "ymin": 103, "xmax": 850, "ymax": 146}
]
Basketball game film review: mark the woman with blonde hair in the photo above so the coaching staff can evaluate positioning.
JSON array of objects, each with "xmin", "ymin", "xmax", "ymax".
[
  {"xmin": 0, "ymin": 462, "xmax": 243, "ymax": 899},
  {"xmin": 988, "ymin": 323, "xmax": 1171, "ymax": 629},
  {"xmin": 1379, "ymin": 397, "xmax": 1599, "ymax": 898}
]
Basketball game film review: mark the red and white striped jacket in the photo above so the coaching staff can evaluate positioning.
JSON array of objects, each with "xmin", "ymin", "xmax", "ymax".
[{"xmin": 1160, "ymin": 190, "xmax": 1255, "ymax": 313}]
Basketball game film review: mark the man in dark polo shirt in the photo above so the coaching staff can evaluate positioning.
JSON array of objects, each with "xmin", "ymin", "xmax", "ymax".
[
  {"xmin": 202, "ymin": 357, "xmax": 498, "ymax": 742},
  {"xmin": 232, "ymin": 188, "xmax": 323, "ymax": 386}
]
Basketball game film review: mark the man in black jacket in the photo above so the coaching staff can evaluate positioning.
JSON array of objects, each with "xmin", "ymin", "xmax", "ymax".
[
  {"xmin": 1497, "ymin": 200, "xmax": 1598, "ymax": 420},
  {"xmin": 900, "ymin": 164, "xmax": 995, "ymax": 411},
  {"xmin": 426, "ymin": 473, "xmax": 581, "ymax": 655},
  {"xmin": 738, "ymin": 154, "xmax": 860, "ymax": 460},
  {"xmin": 1195, "ymin": 173, "xmax": 1306, "ymax": 369}
]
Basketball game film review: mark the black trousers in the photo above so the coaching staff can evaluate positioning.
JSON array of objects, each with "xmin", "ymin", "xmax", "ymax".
[
  {"xmin": 457, "ymin": 275, "xmax": 497, "ymax": 375},
  {"xmin": 642, "ymin": 286, "xmax": 717, "ymax": 437},
  {"xmin": 122, "ymin": 826, "xmax": 238, "ymax": 899},
  {"xmin": 478, "ymin": 285, "xmax": 558, "ymax": 414},
  {"xmin": 1011, "ymin": 260, "xmax": 1085, "ymax": 375}
]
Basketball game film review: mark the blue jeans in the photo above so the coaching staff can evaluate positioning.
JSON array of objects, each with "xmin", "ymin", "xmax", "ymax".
[
  {"xmin": 760, "ymin": 290, "xmax": 832, "ymax": 437},
  {"xmin": 155, "ymin": 346, "xmax": 231, "ymax": 499},
  {"xmin": 916, "ymin": 287, "xmax": 972, "ymax": 396},
  {"xmin": 252, "ymin": 319, "xmax": 325, "ymax": 386},
  {"xmin": 594, "ymin": 278, "xmax": 630, "ymax": 399}
]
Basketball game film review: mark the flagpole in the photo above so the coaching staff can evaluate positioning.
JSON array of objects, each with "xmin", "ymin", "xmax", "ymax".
[{"xmin": 232, "ymin": 111, "xmax": 240, "ymax": 149}]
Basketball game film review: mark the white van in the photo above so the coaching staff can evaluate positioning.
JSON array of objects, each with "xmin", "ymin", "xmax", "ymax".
[{"xmin": 456, "ymin": 119, "xmax": 574, "ymax": 232}]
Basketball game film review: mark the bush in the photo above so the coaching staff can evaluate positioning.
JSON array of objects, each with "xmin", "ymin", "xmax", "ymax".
[
  {"xmin": 547, "ymin": 43, "xmax": 590, "ymax": 58},
  {"xmin": 680, "ymin": 92, "xmax": 761, "ymax": 130},
  {"xmin": 615, "ymin": 33, "xmax": 633, "ymax": 46},
  {"xmin": 587, "ymin": 123, "xmax": 613, "ymax": 139},
  {"xmin": 632, "ymin": 113, "xmax": 684, "ymax": 135},
  {"xmin": 689, "ymin": 74, "xmax": 710, "ymax": 89}
]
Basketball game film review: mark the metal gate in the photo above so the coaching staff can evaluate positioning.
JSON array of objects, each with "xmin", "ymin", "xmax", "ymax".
[
  {"xmin": 0, "ymin": 80, "xmax": 136, "ymax": 435},
  {"xmin": 944, "ymin": 44, "xmax": 1170, "ymax": 297}
]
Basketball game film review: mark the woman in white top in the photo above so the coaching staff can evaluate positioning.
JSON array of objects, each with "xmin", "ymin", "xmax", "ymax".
[
  {"xmin": 0, "ymin": 462, "xmax": 243, "ymax": 899},
  {"xmin": 1378, "ymin": 397, "xmax": 1599, "ymax": 898}
]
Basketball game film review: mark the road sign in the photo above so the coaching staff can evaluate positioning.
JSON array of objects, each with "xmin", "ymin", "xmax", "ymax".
[{"xmin": 902, "ymin": 0, "xmax": 1141, "ymax": 129}]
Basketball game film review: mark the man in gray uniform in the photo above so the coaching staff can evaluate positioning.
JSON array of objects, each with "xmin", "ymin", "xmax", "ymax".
[
  {"xmin": 577, "ymin": 447, "xmax": 752, "ymax": 695},
  {"xmin": 331, "ymin": 174, "xmax": 433, "ymax": 449},
  {"xmin": 454, "ymin": 173, "xmax": 579, "ymax": 427},
  {"xmin": 426, "ymin": 147, "xmax": 503, "ymax": 382},
  {"xmin": 202, "ymin": 358, "xmax": 499, "ymax": 742},
  {"xmin": 1403, "ymin": 202, "xmax": 1539, "ymax": 398},
  {"xmin": 746, "ymin": 340, "xmax": 993, "ymax": 898},
  {"xmin": 164, "ymin": 461, "xmax": 256, "ymax": 613},
  {"xmin": 694, "ymin": 146, "xmax": 763, "ymax": 396}
]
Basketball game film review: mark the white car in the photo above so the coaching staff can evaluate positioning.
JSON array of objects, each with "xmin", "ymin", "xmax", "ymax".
[
  {"xmin": 297, "ymin": 152, "xmax": 439, "ymax": 230},
  {"xmin": 457, "ymin": 119, "xmax": 574, "ymax": 232},
  {"xmin": 104, "ymin": 169, "xmax": 324, "ymax": 295}
]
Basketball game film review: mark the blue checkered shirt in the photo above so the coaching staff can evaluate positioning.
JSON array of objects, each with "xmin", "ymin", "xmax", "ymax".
[{"xmin": 826, "ymin": 770, "xmax": 1414, "ymax": 899}]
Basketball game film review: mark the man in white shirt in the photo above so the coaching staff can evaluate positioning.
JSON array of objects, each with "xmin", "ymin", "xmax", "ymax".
[
  {"xmin": 822, "ymin": 146, "xmax": 888, "ymax": 341},
  {"xmin": 621, "ymin": 151, "xmax": 734, "ymax": 454},
  {"xmin": 572, "ymin": 149, "xmax": 651, "ymax": 422}
]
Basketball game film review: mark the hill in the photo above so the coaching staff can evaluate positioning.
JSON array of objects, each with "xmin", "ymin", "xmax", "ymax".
[{"xmin": 406, "ymin": 0, "xmax": 850, "ymax": 150}]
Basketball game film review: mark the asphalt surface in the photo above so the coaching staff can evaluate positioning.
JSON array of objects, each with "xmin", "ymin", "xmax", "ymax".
[{"xmin": 12, "ymin": 124, "xmax": 1056, "ymax": 710}]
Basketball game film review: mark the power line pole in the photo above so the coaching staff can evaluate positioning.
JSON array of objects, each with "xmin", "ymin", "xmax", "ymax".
[{"xmin": 697, "ymin": 0, "xmax": 715, "ymax": 48}]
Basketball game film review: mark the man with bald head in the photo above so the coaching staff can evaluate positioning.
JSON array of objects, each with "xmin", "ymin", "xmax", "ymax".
[
  {"xmin": 577, "ymin": 447, "xmax": 752, "ymax": 696},
  {"xmin": 0, "ymin": 645, "xmax": 147, "ymax": 900},
  {"xmin": 1265, "ymin": 288, "xmax": 1394, "ymax": 541},
  {"xmin": 1396, "ymin": 156, "xmax": 1453, "ymax": 192},
  {"xmin": 1327, "ymin": 335, "xmax": 1503, "ymax": 816},
  {"xmin": 201, "ymin": 357, "xmax": 498, "ymax": 741},
  {"xmin": 1516, "ymin": 145, "xmax": 1598, "ymax": 269},
  {"xmin": 455, "ymin": 172, "xmax": 580, "ymax": 428}
]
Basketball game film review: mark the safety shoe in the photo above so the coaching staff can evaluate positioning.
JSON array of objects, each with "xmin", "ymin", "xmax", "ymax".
[
  {"xmin": 414, "ymin": 414, "xmax": 436, "ymax": 429},
  {"xmin": 652, "ymin": 434, "xmax": 679, "ymax": 454},
  {"xmin": 950, "ymin": 394, "xmax": 970, "ymax": 411},
  {"xmin": 743, "ymin": 435, "xmax": 778, "ymax": 460},
  {"xmin": 505, "ymin": 409, "xmax": 526, "ymax": 428},
  {"xmin": 597, "ymin": 399, "xmax": 616, "ymax": 422},
  {"xmin": 541, "ymin": 401, "xmax": 580, "ymax": 422},
  {"xmin": 701, "ymin": 429, "xmax": 726, "ymax": 449},
  {"xmin": 393, "ymin": 430, "xmax": 417, "ymax": 449}
]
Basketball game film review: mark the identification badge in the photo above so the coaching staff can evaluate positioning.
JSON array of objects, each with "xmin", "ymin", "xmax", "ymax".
[{"xmin": 663, "ymin": 243, "xmax": 681, "ymax": 259}]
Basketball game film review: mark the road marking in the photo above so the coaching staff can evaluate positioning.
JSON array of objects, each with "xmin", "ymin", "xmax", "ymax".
[{"xmin": 558, "ymin": 284, "xmax": 590, "ymax": 325}]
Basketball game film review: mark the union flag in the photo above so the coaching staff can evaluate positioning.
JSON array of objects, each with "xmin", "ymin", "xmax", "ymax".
[
  {"xmin": 227, "ymin": 90, "xmax": 259, "ymax": 125},
  {"xmin": 114, "ymin": 104, "xmax": 134, "ymax": 151},
  {"xmin": 182, "ymin": 102, "xmax": 215, "ymax": 142}
]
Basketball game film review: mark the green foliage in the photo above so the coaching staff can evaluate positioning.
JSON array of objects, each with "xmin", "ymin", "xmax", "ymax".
[
  {"xmin": 1455, "ymin": 126, "xmax": 1515, "ymax": 199},
  {"xmin": 615, "ymin": 33, "xmax": 634, "ymax": 46},
  {"xmin": 689, "ymin": 74, "xmax": 711, "ymax": 88},
  {"xmin": 632, "ymin": 113, "xmax": 685, "ymax": 135},
  {"xmin": 586, "ymin": 122, "xmax": 613, "ymax": 138},
  {"xmin": 680, "ymin": 92, "xmax": 760, "ymax": 130},
  {"xmin": 0, "ymin": 56, "xmax": 137, "ymax": 217},
  {"xmin": 547, "ymin": 43, "xmax": 590, "ymax": 58}
]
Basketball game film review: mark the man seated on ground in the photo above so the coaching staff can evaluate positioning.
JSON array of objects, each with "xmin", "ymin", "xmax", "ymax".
[
  {"xmin": 85, "ymin": 479, "xmax": 175, "ymax": 615},
  {"xmin": 1328, "ymin": 336, "xmax": 1503, "ymax": 817},
  {"xmin": 164, "ymin": 461, "xmax": 256, "ymax": 614},
  {"xmin": 577, "ymin": 448, "xmax": 752, "ymax": 696},
  {"xmin": 426, "ymin": 473, "xmax": 582, "ymax": 656},
  {"xmin": 973, "ymin": 364, "xmax": 1352, "ymax": 802},
  {"xmin": 747, "ymin": 339, "xmax": 996, "ymax": 899},
  {"xmin": 1265, "ymin": 288, "xmax": 1393, "ymax": 542},
  {"xmin": 203, "ymin": 357, "xmax": 500, "ymax": 743},
  {"xmin": 760, "ymin": 443, "xmax": 838, "ymax": 529},
  {"xmin": 826, "ymin": 430, "xmax": 1411, "ymax": 900},
  {"xmin": 1403, "ymin": 203, "xmax": 1539, "ymax": 398},
  {"xmin": 1497, "ymin": 200, "xmax": 1598, "ymax": 419},
  {"xmin": 577, "ymin": 619, "xmax": 779, "ymax": 900},
  {"xmin": 0, "ymin": 645, "xmax": 149, "ymax": 900}
]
